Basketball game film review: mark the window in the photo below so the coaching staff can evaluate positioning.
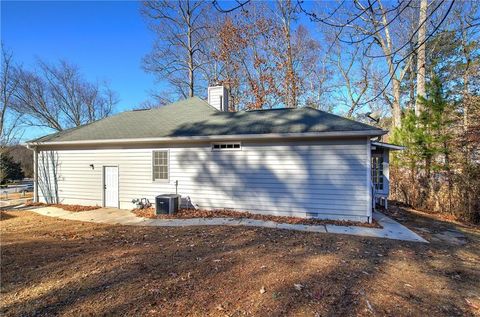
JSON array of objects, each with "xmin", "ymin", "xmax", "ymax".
[
  {"xmin": 371, "ymin": 156, "xmax": 384, "ymax": 190},
  {"xmin": 153, "ymin": 151, "xmax": 168, "ymax": 181},
  {"xmin": 211, "ymin": 142, "xmax": 241, "ymax": 151}
]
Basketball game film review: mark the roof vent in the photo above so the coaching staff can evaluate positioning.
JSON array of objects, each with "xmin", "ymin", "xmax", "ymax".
[{"xmin": 208, "ymin": 86, "xmax": 229, "ymax": 112}]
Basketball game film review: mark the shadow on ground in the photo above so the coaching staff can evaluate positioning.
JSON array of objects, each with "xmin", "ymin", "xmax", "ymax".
[
  {"xmin": 0, "ymin": 211, "xmax": 16, "ymax": 221},
  {"xmin": 0, "ymin": 205, "xmax": 479, "ymax": 316}
]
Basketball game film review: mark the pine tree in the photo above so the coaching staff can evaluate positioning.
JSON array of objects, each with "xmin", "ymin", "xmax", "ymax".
[
  {"xmin": 0, "ymin": 152, "xmax": 24, "ymax": 184},
  {"xmin": 393, "ymin": 76, "xmax": 451, "ymax": 171},
  {"xmin": 391, "ymin": 74, "xmax": 455, "ymax": 209}
]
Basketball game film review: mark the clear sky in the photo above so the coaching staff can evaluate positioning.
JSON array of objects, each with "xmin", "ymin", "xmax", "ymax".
[{"xmin": 1, "ymin": 0, "xmax": 158, "ymax": 113}]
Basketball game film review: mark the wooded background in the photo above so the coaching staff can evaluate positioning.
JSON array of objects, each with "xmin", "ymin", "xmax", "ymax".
[{"xmin": 1, "ymin": 0, "xmax": 479, "ymax": 222}]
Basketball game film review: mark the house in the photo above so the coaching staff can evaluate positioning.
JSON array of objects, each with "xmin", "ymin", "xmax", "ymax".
[{"xmin": 27, "ymin": 86, "xmax": 400, "ymax": 223}]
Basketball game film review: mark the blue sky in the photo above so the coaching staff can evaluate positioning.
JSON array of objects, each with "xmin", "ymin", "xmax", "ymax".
[{"xmin": 2, "ymin": 0, "xmax": 158, "ymax": 112}]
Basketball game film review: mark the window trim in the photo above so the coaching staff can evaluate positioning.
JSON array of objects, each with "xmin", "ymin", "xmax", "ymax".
[
  {"xmin": 211, "ymin": 142, "xmax": 242, "ymax": 151},
  {"xmin": 152, "ymin": 150, "xmax": 169, "ymax": 182}
]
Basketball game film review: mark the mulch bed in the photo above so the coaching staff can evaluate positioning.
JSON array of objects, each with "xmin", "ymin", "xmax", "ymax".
[
  {"xmin": 132, "ymin": 207, "xmax": 382, "ymax": 228},
  {"xmin": 24, "ymin": 202, "xmax": 101, "ymax": 212}
]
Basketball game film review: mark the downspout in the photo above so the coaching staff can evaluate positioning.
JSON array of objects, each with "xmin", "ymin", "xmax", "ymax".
[
  {"xmin": 366, "ymin": 137, "xmax": 373, "ymax": 223},
  {"xmin": 33, "ymin": 146, "xmax": 39, "ymax": 203}
]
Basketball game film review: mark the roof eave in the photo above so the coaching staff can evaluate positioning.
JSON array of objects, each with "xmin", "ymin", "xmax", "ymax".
[
  {"xmin": 27, "ymin": 130, "xmax": 386, "ymax": 147},
  {"xmin": 372, "ymin": 141, "xmax": 405, "ymax": 150}
]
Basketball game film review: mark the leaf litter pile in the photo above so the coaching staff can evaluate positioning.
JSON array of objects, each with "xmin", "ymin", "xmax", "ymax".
[
  {"xmin": 25, "ymin": 202, "xmax": 101, "ymax": 212},
  {"xmin": 132, "ymin": 207, "xmax": 382, "ymax": 228},
  {"xmin": 1, "ymin": 203, "xmax": 479, "ymax": 316}
]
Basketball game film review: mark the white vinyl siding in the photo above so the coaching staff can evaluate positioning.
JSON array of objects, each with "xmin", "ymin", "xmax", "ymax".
[{"xmin": 37, "ymin": 138, "xmax": 371, "ymax": 221}]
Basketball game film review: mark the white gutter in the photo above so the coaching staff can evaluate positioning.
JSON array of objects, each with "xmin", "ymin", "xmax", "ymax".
[
  {"xmin": 27, "ymin": 130, "xmax": 386, "ymax": 147},
  {"xmin": 372, "ymin": 141, "xmax": 405, "ymax": 151}
]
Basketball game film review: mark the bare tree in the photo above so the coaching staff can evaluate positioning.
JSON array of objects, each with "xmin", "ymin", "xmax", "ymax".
[
  {"xmin": 38, "ymin": 150, "xmax": 59, "ymax": 204},
  {"xmin": 354, "ymin": 0, "xmax": 415, "ymax": 128},
  {"xmin": 243, "ymin": 7, "xmax": 283, "ymax": 109},
  {"xmin": 298, "ymin": 0, "xmax": 455, "ymax": 128},
  {"xmin": 330, "ymin": 42, "xmax": 371, "ymax": 117},
  {"xmin": 275, "ymin": 0, "xmax": 298, "ymax": 108},
  {"xmin": 415, "ymin": 0, "xmax": 428, "ymax": 115},
  {"xmin": 209, "ymin": 3, "xmax": 326, "ymax": 110},
  {"xmin": 294, "ymin": 25, "xmax": 332, "ymax": 110},
  {"xmin": 142, "ymin": 0, "xmax": 211, "ymax": 99},
  {"xmin": 208, "ymin": 6, "xmax": 282, "ymax": 110},
  {"xmin": 456, "ymin": 2, "xmax": 480, "ymax": 134},
  {"xmin": 208, "ymin": 16, "xmax": 249, "ymax": 110},
  {"xmin": 13, "ymin": 60, "xmax": 117, "ymax": 132},
  {"xmin": 1, "ymin": 46, "xmax": 22, "ymax": 148},
  {"xmin": 212, "ymin": 0, "xmax": 250, "ymax": 13}
]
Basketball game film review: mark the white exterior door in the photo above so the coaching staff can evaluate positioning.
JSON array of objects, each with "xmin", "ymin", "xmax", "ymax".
[{"xmin": 104, "ymin": 166, "xmax": 118, "ymax": 208}]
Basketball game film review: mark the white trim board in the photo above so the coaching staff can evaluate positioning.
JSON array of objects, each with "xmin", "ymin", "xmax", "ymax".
[{"xmin": 28, "ymin": 130, "xmax": 386, "ymax": 147}]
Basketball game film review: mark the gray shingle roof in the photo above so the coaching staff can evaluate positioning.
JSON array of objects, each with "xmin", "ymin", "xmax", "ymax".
[{"xmin": 30, "ymin": 97, "xmax": 384, "ymax": 143}]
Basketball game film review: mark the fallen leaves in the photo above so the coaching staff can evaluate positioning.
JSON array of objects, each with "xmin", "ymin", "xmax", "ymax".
[
  {"xmin": 132, "ymin": 207, "xmax": 382, "ymax": 228},
  {"xmin": 25, "ymin": 202, "xmax": 101, "ymax": 212},
  {"xmin": 1, "ymin": 205, "xmax": 479, "ymax": 317}
]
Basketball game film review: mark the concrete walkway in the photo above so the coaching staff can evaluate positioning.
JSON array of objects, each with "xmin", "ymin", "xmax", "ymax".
[{"xmin": 31, "ymin": 207, "xmax": 428, "ymax": 243}]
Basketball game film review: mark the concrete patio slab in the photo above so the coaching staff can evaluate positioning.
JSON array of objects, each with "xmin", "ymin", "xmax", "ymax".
[
  {"xmin": 239, "ymin": 219, "xmax": 279, "ymax": 228},
  {"xmin": 325, "ymin": 225, "xmax": 383, "ymax": 237},
  {"xmin": 277, "ymin": 222, "xmax": 327, "ymax": 233},
  {"xmin": 29, "ymin": 206, "xmax": 427, "ymax": 243}
]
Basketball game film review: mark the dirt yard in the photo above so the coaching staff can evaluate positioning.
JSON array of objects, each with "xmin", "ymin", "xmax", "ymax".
[
  {"xmin": 0, "ymin": 192, "xmax": 33, "ymax": 201},
  {"xmin": 1, "ymin": 204, "xmax": 479, "ymax": 316}
]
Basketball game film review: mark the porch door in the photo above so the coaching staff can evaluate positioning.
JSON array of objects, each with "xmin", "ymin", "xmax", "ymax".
[{"xmin": 104, "ymin": 166, "xmax": 119, "ymax": 208}]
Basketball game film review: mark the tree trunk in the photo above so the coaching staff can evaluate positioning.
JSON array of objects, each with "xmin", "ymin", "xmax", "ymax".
[
  {"xmin": 409, "ymin": 59, "xmax": 416, "ymax": 109},
  {"xmin": 461, "ymin": 29, "xmax": 471, "ymax": 135},
  {"xmin": 415, "ymin": 0, "xmax": 428, "ymax": 115},
  {"xmin": 186, "ymin": 3, "xmax": 194, "ymax": 98},
  {"xmin": 285, "ymin": 21, "xmax": 296, "ymax": 108},
  {"xmin": 278, "ymin": 0, "xmax": 297, "ymax": 108},
  {"xmin": 188, "ymin": 48, "xmax": 194, "ymax": 98},
  {"xmin": 392, "ymin": 78, "xmax": 402, "ymax": 128}
]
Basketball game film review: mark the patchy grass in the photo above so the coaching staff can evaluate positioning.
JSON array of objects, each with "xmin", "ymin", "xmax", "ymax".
[
  {"xmin": 133, "ymin": 207, "xmax": 382, "ymax": 228},
  {"xmin": 24, "ymin": 202, "xmax": 101, "ymax": 212},
  {"xmin": 1, "ymin": 205, "xmax": 479, "ymax": 316}
]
